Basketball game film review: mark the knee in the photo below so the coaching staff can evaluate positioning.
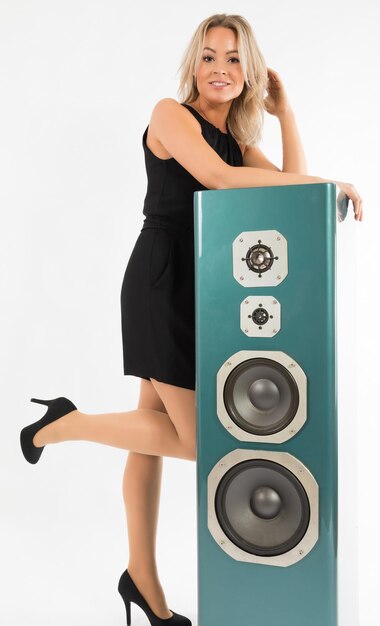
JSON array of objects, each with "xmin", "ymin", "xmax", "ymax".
[{"xmin": 183, "ymin": 442, "xmax": 197, "ymax": 461}]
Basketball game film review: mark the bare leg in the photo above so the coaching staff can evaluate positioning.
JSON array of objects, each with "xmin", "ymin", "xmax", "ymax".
[
  {"xmin": 123, "ymin": 379, "xmax": 172, "ymax": 618},
  {"xmin": 33, "ymin": 397, "xmax": 195, "ymax": 460},
  {"xmin": 32, "ymin": 378, "xmax": 196, "ymax": 618}
]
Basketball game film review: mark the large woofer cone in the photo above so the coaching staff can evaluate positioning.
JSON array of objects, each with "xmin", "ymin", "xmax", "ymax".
[
  {"xmin": 215, "ymin": 459, "xmax": 310, "ymax": 556},
  {"xmin": 223, "ymin": 358, "xmax": 299, "ymax": 435}
]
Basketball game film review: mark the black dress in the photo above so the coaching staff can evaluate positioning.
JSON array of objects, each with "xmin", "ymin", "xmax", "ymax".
[{"xmin": 120, "ymin": 103, "xmax": 243, "ymax": 390}]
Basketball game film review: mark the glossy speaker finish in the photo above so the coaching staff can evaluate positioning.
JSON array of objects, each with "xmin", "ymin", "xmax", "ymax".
[{"xmin": 194, "ymin": 183, "xmax": 357, "ymax": 626}]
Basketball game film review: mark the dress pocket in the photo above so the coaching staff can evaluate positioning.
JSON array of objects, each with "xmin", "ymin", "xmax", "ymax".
[{"xmin": 149, "ymin": 228, "xmax": 173, "ymax": 288}]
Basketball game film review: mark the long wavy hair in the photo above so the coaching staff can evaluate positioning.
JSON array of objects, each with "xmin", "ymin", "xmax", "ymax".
[{"xmin": 176, "ymin": 14, "xmax": 268, "ymax": 147}]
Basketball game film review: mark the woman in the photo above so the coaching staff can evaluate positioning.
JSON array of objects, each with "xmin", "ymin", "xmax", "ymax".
[{"xmin": 20, "ymin": 12, "xmax": 363, "ymax": 626}]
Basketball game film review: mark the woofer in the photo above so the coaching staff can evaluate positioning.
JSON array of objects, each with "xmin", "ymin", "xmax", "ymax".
[
  {"xmin": 223, "ymin": 358, "xmax": 299, "ymax": 435},
  {"xmin": 215, "ymin": 459, "xmax": 310, "ymax": 557}
]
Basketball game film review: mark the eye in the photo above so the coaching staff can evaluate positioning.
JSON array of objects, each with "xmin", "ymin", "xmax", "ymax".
[{"xmin": 202, "ymin": 55, "xmax": 240, "ymax": 63}]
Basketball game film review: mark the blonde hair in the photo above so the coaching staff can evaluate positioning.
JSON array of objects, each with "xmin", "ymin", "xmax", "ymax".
[{"xmin": 176, "ymin": 13, "xmax": 268, "ymax": 147}]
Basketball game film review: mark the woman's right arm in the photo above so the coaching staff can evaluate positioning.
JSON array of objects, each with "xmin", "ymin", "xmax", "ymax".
[{"xmin": 151, "ymin": 98, "xmax": 363, "ymax": 220}]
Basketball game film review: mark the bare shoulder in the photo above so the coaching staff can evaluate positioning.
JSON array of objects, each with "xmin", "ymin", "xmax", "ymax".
[
  {"xmin": 150, "ymin": 98, "xmax": 201, "ymax": 132},
  {"xmin": 146, "ymin": 98, "xmax": 202, "ymax": 159},
  {"xmin": 152, "ymin": 97, "xmax": 182, "ymax": 111},
  {"xmin": 143, "ymin": 98, "xmax": 229, "ymax": 190}
]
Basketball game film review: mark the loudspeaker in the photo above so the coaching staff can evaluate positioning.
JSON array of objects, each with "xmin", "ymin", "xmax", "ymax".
[{"xmin": 194, "ymin": 183, "xmax": 358, "ymax": 626}]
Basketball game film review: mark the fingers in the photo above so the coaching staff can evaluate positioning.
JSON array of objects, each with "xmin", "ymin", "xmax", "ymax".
[
  {"xmin": 267, "ymin": 68, "xmax": 280, "ymax": 82},
  {"xmin": 352, "ymin": 188, "xmax": 363, "ymax": 222},
  {"xmin": 355, "ymin": 197, "xmax": 363, "ymax": 221},
  {"xmin": 343, "ymin": 183, "xmax": 363, "ymax": 222}
]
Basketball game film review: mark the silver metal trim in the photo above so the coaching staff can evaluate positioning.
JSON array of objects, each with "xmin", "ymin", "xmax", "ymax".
[
  {"xmin": 233, "ymin": 229, "xmax": 288, "ymax": 287},
  {"xmin": 240, "ymin": 295, "xmax": 281, "ymax": 337},
  {"xmin": 207, "ymin": 449, "xmax": 319, "ymax": 567},
  {"xmin": 216, "ymin": 350, "xmax": 307, "ymax": 443}
]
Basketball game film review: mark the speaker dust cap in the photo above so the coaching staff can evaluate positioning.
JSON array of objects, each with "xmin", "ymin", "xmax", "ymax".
[
  {"xmin": 208, "ymin": 450, "xmax": 319, "ymax": 567},
  {"xmin": 217, "ymin": 350, "xmax": 307, "ymax": 443}
]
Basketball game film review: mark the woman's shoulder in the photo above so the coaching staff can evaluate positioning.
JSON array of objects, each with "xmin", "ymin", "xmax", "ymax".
[
  {"xmin": 151, "ymin": 98, "xmax": 247, "ymax": 157},
  {"xmin": 149, "ymin": 98, "xmax": 202, "ymax": 135},
  {"xmin": 151, "ymin": 97, "xmax": 185, "ymax": 113}
]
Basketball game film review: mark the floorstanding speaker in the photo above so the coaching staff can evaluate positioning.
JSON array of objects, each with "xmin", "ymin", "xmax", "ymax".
[{"xmin": 193, "ymin": 183, "xmax": 358, "ymax": 626}]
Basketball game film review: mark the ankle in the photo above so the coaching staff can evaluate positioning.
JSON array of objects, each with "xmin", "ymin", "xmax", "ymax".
[
  {"xmin": 57, "ymin": 409, "xmax": 84, "ymax": 441},
  {"xmin": 127, "ymin": 563, "xmax": 160, "ymax": 583}
]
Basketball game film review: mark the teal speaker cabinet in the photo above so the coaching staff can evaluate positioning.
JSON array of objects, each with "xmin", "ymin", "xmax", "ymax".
[{"xmin": 193, "ymin": 183, "xmax": 358, "ymax": 626}]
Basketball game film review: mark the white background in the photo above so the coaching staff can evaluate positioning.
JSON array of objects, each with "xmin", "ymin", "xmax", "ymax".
[{"xmin": 1, "ymin": 1, "xmax": 378, "ymax": 624}]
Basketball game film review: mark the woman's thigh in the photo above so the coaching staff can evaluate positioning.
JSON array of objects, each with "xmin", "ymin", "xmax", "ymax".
[
  {"xmin": 137, "ymin": 377, "xmax": 167, "ymax": 413},
  {"xmin": 149, "ymin": 378, "xmax": 196, "ymax": 460}
]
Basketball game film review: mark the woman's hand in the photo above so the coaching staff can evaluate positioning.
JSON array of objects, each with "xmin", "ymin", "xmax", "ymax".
[
  {"xmin": 263, "ymin": 68, "xmax": 293, "ymax": 117},
  {"xmin": 330, "ymin": 180, "xmax": 364, "ymax": 221}
]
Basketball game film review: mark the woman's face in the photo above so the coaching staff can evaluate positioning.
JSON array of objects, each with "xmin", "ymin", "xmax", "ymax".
[{"xmin": 195, "ymin": 26, "xmax": 245, "ymax": 104}]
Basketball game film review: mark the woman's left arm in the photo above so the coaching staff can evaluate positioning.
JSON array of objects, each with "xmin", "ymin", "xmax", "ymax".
[
  {"xmin": 265, "ymin": 67, "xmax": 307, "ymax": 174},
  {"xmin": 278, "ymin": 108, "xmax": 307, "ymax": 174}
]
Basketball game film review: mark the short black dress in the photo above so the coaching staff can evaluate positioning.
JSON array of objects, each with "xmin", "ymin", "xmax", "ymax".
[{"xmin": 120, "ymin": 103, "xmax": 243, "ymax": 390}]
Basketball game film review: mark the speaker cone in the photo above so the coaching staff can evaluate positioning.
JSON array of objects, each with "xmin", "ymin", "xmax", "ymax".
[
  {"xmin": 215, "ymin": 459, "xmax": 310, "ymax": 557},
  {"xmin": 223, "ymin": 358, "xmax": 299, "ymax": 435}
]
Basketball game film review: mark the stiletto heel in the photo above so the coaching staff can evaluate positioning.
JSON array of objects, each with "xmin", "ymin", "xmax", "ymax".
[
  {"xmin": 30, "ymin": 398, "xmax": 52, "ymax": 406},
  {"xmin": 20, "ymin": 396, "xmax": 77, "ymax": 464},
  {"xmin": 125, "ymin": 598, "xmax": 131, "ymax": 625},
  {"xmin": 118, "ymin": 568, "xmax": 191, "ymax": 625}
]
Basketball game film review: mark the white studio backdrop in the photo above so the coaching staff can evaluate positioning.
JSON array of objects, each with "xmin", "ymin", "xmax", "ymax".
[{"xmin": 0, "ymin": 1, "xmax": 378, "ymax": 625}]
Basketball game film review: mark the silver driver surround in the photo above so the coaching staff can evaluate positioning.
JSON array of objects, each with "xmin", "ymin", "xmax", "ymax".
[
  {"xmin": 240, "ymin": 295, "xmax": 281, "ymax": 337},
  {"xmin": 208, "ymin": 449, "xmax": 319, "ymax": 567},
  {"xmin": 233, "ymin": 230, "xmax": 288, "ymax": 287},
  {"xmin": 217, "ymin": 350, "xmax": 307, "ymax": 443}
]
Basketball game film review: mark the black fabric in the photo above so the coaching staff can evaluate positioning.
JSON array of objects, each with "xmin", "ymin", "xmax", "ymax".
[{"xmin": 120, "ymin": 103, "xmax": 243, "ymax": 390}]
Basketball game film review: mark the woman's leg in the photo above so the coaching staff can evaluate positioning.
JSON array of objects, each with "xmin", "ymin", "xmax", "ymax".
[
  {"xmin": 123, "ymin": 378, "xmax": 172, "ymax": 618},
  {"xmin": 33, "ymin": 378, "xmax": 196, "ymax": 617},
  {"xmin": 32, "ymin": 379, "xmax": 196, "ymax": 461}
]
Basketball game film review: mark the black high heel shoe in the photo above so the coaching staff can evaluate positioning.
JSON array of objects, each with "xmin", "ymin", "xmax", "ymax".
[
  {"xmin": 118, "ymin": 568, "xmax": 192, "ymax": 626},
  {"xmin": 20, "ymin": 397, "xmax": 77, "ymax": 464}
]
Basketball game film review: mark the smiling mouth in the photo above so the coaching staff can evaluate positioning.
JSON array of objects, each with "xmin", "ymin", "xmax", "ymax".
[{"xmin": 209, "ymin": 81, "xmax": 230, "ymax": 86}]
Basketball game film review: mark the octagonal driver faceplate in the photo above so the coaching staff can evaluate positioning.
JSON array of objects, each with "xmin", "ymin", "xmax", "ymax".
[
  {"xmin": 233, "ymin": 230, "xmax": 288, "ymax": 287},
  {"xmin": 240, "ymin": 295, "xmax": 281, "ymax": 337}
]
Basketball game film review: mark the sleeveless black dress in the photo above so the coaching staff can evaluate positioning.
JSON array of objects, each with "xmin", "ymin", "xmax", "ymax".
[{"xmin": 120, "ymin": 103, "xmax": 243, "ymax": 390}]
